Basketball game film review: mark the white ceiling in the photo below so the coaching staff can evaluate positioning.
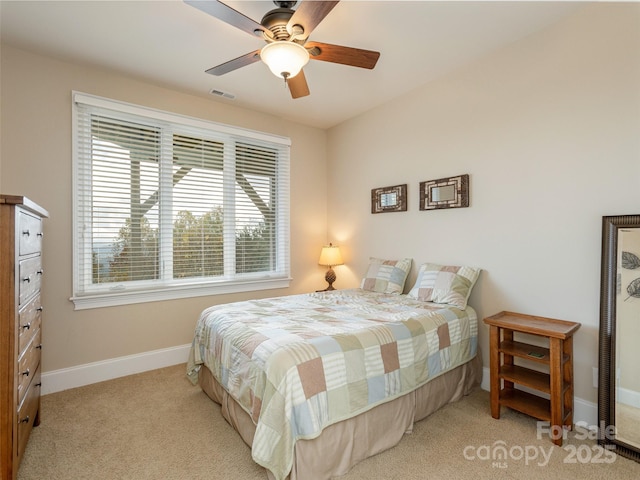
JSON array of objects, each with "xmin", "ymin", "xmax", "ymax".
[{"xmin": 0, "ymin": 1, "xmax": 585, "ymax": 129}]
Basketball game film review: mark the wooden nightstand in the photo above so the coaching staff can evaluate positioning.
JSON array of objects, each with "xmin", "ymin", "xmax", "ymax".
[{"xmin": 483, "ymin": 311, "xmax": 581, "ymax": 446}]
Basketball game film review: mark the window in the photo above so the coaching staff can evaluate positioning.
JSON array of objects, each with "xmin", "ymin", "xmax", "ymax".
[{"xmin": 72, "ymin": 93, "xmax": 290, "ymax": 309}]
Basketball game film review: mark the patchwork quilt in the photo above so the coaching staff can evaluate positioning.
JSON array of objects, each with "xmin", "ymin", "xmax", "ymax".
[{"xmin": 187, "ymin": 288, "xmax": 478, "ymax": 480}]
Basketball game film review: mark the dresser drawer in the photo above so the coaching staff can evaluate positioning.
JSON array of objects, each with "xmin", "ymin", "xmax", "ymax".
[
  {"xmin": 19, "ymin": 211, "xmax": 43, "ymax": 256},
  {"xmin": 17, "ymin": 329, "xmax": 41, "ymax": 406},
  {"xmin": 17, "ymin": 366, "xmax": 41, "ymax": 467},
  {"xmin": 19, "ymin": 295, "xmax": 42, "ymax": 355},
  {"xmin": 18, "ymin": 256, "xmax": 42, "ymax": 306}
]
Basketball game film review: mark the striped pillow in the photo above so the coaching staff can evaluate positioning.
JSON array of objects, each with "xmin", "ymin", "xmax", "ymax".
[
  {"xmin": 361, "ymin": 257, "xmax": 412, "ymax": 294},
  {"xmin": 408, "ymin": 263, "xmax": 480, "ymax": 309}
]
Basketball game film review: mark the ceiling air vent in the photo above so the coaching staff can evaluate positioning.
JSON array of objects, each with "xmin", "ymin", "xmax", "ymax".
[{"xmin": 209, "ymin": 88, "xmax": 236, "ymax": 100}]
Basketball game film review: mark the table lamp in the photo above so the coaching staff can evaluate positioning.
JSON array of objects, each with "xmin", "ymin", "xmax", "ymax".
[{"xmin": 318, "ymin": 243, "xmax": 344, "ymax": 291}]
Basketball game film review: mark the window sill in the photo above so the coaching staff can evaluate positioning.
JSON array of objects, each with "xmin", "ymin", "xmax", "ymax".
[{"xmin": 70, "ymin": 277, "xmax": 292, "ymax": 310}]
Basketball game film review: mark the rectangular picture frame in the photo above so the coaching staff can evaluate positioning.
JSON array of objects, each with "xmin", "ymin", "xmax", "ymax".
[
  {"xmin": 371, "ymin": 184, "xmax": 407, "ymax": 214},
  {"xmin": 419, "ymin": 174, "xmax": 469, "ymax": 211}
]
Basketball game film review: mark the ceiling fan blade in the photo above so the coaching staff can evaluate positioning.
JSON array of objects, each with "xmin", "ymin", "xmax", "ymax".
[
  {"xmin": 205, "ymin": 50, "xmax": 261, "ymax": 76},
  {"xmin": 306, "ymin": 41, "xmax": 380, "ymax": 69},
  {"xmin": 185, "ymin": 0, "xmax": 268, "ymax": 37},
  {"xmin": 287, "ymin": 1, "xmax": 339, "ymax": 38},
  {"xmin": 288, "ymin": 70, "xmax": 310, "ymax": 99}
]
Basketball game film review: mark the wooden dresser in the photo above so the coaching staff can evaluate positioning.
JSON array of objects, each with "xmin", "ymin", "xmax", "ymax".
[{"xmin": 1, "ymin": 195, "xmax": 48, "ymax": 480}]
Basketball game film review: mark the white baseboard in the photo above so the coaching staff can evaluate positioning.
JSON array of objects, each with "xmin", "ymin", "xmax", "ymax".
[
  {"xmin": 41, "ymin": 343, "xmax": 191, "ymax": 395},
  {"xmin": 480, "ymin": 366, "xmax": 597, "ymax": 428}
]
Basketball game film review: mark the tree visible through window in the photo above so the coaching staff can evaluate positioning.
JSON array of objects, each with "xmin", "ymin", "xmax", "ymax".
[{"xmin": 73, "ymin": 93, "xmax": 290, "ymax": 309}]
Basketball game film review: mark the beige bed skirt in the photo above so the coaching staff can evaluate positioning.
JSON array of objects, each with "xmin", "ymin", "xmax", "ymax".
[{"xmin": 198, "ymin": 352, "xmax": 482, "ymax": 480}]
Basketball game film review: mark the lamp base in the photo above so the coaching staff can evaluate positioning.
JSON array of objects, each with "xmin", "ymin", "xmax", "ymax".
[{"xmin": 322, "ymin": 266, "xmax": 337, "ymax": 291}]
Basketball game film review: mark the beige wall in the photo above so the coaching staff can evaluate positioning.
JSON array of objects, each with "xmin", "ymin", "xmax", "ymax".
[
  {"xmin": 0, "ymin": 44, "xmax": 2, "ymax": 186},
  {"xmin": 0, "ymin": 45, "xmax": 328, "ymax": 371},
  {"xmin": 326, "ymin": 3, "xmax": 640, "ymax": 405}
]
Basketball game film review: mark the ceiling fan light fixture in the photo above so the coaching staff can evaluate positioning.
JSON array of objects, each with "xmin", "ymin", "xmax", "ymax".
[{"xmin": 260, "ymin": 41, "xmax": 309, "ymax": 80}]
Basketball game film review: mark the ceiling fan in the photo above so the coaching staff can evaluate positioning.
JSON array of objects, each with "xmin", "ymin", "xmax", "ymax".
[{"xmin": 185, "ymin": 0, "xmax": 380, "ymax": 99}]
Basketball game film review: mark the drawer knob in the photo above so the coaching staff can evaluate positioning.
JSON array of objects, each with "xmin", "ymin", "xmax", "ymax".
[
  {"xmin": 37, "ymin": 269, "xmax": 44, "ymax": 275},
  {"xmin": 20, "ymin": 416, "xmax": 30, "ymax": 424},
  {"xmin": 37, "ymin": 306, "xmax": 44, "ymax": 312},
  {"xmin": 21, "ymin": 368, "xmax": 30, "ymax": 377},
  {"xmin": 22, "ymin": 230, "xmax": 30, "ymax": 237},
  {"xmin": 36, "ymin": 344, "xmax": 43, "ymax": 350},
  {"xmin": 37, "ymin": 232, "xmax": 44, "ymax": 238},
  {"xmin": 35, "ymin": 382, "xmax": 42, "ymax": 388},
  {"xmin": 21, "ymin": 323, "xmax": 31, "ymax": 330},
  {"xmin": 22, "ymin": 276, "xmax": 31, "ymax": 283}
]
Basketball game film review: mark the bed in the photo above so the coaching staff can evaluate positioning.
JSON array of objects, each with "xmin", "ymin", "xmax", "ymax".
[{"xmin": 186, "ymin": 260, "xmax": 482, "ymax": 480}]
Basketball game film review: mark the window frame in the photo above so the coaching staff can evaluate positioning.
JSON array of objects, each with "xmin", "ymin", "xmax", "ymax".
[{"xmin": 71, "ymin": 92, "xmax": 291, "ymax": 310}]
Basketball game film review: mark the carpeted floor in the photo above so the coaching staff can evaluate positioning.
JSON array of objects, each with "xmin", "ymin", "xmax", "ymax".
[{"xmin": 17, "ymin": 364, "xmax": 640, "ymax": 479}]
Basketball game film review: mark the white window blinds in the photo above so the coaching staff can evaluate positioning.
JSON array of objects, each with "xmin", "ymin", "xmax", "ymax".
[{"xmin": 72, "ymin": 92, "xmax": 290, "ymax": 309}]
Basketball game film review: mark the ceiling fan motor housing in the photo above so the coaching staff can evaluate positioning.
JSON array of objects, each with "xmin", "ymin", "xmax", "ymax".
[{"xmin": 261, "ymin": 8, "xmax": 296, "ymax": 40}]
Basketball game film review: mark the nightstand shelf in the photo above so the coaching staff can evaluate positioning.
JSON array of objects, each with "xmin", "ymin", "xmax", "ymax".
[
  {"xmin": 499, "ymin": 364, "xmax": 552, "ymax": 393},
  {"xmin": 484, "ymin": 311, "xmax": 581, "ymax": 446},
  {"xmin": 500, "ymin": 389, "xmax": 551, "ymax": 421}
]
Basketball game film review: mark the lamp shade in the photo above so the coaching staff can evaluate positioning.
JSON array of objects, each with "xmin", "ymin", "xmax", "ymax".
[
  {"xmin": 260, "ymin": 41, "xmax": 310, "ymax": 79},
  {"xmin": 318, "ymin": 243, "xmax": 344, "ymax": 267}
]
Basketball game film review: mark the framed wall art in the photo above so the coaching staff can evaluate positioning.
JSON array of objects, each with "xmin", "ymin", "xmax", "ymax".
[
  {"xmin": 371, "ymin": 184, "xmax": 407, "ymax": 214},
  {"xmin": 419, "ymin": 174, "xmax": 469, "ymax": 211}
]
